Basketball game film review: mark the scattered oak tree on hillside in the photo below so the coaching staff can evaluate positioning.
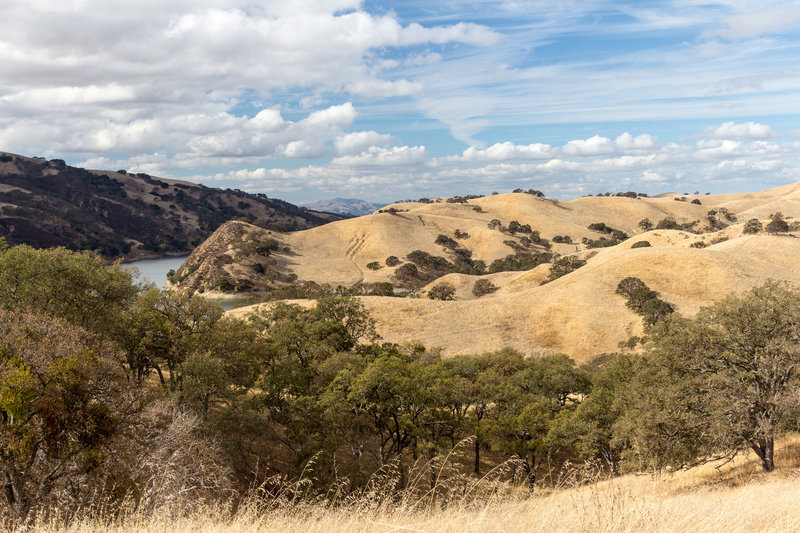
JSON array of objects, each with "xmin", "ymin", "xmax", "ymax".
[
  {"xmin": 766, "ymin": 212, "xmax": 789, "ymax": 234},
  {"xmin": 543, "ymin": 256, "xmax": 587, "ymax": 283},
  {"xmin": 743, "ymin": 218, "xmax": 763, "ymax": 234}
]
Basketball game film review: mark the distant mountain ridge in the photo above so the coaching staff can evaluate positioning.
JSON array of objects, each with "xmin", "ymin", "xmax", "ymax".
[
  {"xmin": 301, "ymin": 197, "xmax": 386, "ymax": 216},
  {"xmin": 0, "ymin": 152, "xmax": 344, "ymax": 260}
]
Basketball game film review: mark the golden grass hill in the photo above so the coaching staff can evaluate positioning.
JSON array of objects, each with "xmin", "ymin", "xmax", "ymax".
[{"xmin": 160, "ymin": 183, "xmax": 800, "ymax": 362}]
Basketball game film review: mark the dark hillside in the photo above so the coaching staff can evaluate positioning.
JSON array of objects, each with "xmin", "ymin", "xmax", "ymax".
[{"xmin": 0, "ymin": 152, "xmax": 343, "ymax": 259}]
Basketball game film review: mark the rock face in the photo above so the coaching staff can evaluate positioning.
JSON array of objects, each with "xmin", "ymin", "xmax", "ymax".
[{"xmin": 0, "ymin": 151, "xmax": 343, "ymax": 260}]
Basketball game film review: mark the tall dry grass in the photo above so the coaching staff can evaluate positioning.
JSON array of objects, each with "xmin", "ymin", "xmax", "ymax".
[{"xmin": 28, "ymin": 437, "xmax": 800, "ymax": 533}]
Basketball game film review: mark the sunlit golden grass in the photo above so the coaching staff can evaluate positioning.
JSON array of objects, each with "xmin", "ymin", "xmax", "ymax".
[{"xmin": 28, "ymin": 436, "xmax": 800, "ymax": 533}]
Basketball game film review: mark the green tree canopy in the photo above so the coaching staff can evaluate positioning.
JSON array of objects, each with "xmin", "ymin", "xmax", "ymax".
[{"xmin": 621, "ymin": 283, "xmax": 800, "ymax": 472}]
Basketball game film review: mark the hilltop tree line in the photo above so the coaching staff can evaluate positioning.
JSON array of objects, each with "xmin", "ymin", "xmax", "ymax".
[{"xmin": 1, "ymin": 240, "xmax": 799, "ymax": 523}]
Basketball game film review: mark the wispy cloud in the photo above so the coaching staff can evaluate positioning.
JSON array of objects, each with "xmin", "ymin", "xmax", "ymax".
[{"xmin": 1, "ymin": 0, "xmax": 799, "ymax": 202}]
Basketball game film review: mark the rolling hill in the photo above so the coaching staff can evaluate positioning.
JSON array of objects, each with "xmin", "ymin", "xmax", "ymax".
[
  {"xmin": 178, "ymin": 184, "xmax": 800, "ymax": 361},
  {"xmin": 0, "ymin": 151, "xmax": 343, "ymax": 260}
]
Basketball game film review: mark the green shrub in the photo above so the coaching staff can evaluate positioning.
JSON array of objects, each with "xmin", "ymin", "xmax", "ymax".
[
  {"xmin": 631, "ymin": 241, "xmax": 651, "ymax": 248},
  {"xmin": 428, "ymin": 283, "xmax": 456, "ymax": 300},
  {"xmin": 615, "ymin": 277, "xmax": 674, "ymax": 329},
  {"xmin": 489, "ymin": 252, "xmax": 552, "ymax": 273},
  {"xmin": 616, "ymin": 277, "xmax": 649, "ymax": 299},
  {"xmin": 656, "ymin": 217, "xmax": 679, "ymax": 230},
  {"xmin": 544, "ymin": 256, "xmax": 587, "ymax": 283},
  {"xmin": 385, "ymin": 256, "xmax": 401, "ymax": 266},
  {"xmin": 766, "ymin": 213, "xmax": 789, "ymax": 234},
  {"xmin": 435, "ymin": 234, "xmax": 459, "ymax": 249},
  {"xmin": 366, "ymin": 261, "xmax": 381, "ymax": 271},
  {"xmin": 472, "ymin": 278, "xmax": 498, "ymax": 297},
  {"xmin": 407, "ymin": 250, "xmax": 454, "ymax": 272},
  {"xmin": 743, "ymin": 218, "xmax": 762, "ymax": 234}
]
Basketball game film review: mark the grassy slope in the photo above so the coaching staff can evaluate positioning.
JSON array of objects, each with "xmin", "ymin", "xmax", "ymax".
[
  {"xmin": 222, "ymin": 182, "xmax": 800, "ymax": 361},
  {"xmin": 34, "ymin": 438, "xmax": 800, "ymax": 532}
]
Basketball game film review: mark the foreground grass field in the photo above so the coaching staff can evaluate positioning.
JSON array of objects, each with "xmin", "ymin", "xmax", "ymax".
[{"xmin": 31, "ymin": 438, "xmax": 800, "ymax": 533}]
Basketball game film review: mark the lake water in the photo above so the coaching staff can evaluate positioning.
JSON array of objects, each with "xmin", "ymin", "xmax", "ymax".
[
  {"xmin": 125, "ymin": 256, "xmax": 187, "ymax": 287},
  {"xmin": 124, "ymin": 256, "xmax": 255, "ymax": 311}
]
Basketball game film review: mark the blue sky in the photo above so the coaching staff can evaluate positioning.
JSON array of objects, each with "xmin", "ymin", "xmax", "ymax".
[{"xmin": 1, "ymin": 1, "xmax": 800, "ymax": 204}]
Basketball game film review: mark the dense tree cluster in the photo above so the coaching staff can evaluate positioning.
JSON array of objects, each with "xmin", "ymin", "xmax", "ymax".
[
  {"xmin": 584, "ymin": 223, "xmax": 629, "ymax": 248},
  {"xmin": 2, "ymin": 240, "xmax": 800, "ymax": 524}
]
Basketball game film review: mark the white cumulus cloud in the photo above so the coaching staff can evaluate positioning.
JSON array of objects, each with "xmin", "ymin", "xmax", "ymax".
[
  {"xmin": 705, "ymin": 121, "xmax": 776, "ymax": 140},
  {"xmin": 334, "ymin": 131, "xmax": 395, "ymax": 155}
]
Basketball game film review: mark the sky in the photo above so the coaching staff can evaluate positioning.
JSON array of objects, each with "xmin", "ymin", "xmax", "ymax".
[{"xmin": 1, "ymin": 1, "xmax": 800, "ymax": 204}]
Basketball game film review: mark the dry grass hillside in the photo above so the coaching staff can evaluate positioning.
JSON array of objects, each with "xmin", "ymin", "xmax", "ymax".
[
  {"xmin": 216, "ymin": 183, "xmax": 800, "ymax": 361},
  {"xmin": 27, "ymin": 436, "xmax": 800, "ymax": 532}
]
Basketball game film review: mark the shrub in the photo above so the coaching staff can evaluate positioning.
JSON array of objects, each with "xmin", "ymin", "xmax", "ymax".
[
  {"xmin": 656, "ymin": 217, "xmax": 679, "ymax": 230},
  {"xmin": 407, "ymin": 250, "xmax": 454, "ymax": 272},
  {"xmin": 640, "ymin": 298, "xmax": 674, "ymax": 328},
  {"xmin": 216, "ymin": 278, "xmax": 233, "ymax": 291},
  {"xmin": 435, "ymin": 234, "xmax": 459, "ymax": 249},
  {"xmin": 615, "ymin": 277, "xmax": 675, "ymax": 328},
  {"xmin": 472, "ymin": 278, "xmax": 498, "ymax": 297},
  {"xmin": 366, "ymin": 261, "xmax": 381, "ymax": 271},
  {"xmin": 743, "ymin": 218, "xmax": 762, "ymax": 234},
  {"xmin": 472, "ymin": 205, "xmax": 484, "ymax": 213},
  {"xmin": 552, "ymin": 235, "xmax": 572, "ymax": 244},
  {"xmin": 766, "ymin": 213, "xmax": 789, "ymax": 234},
  {"xmin": 446, "ymin": 196, "xmax": 469, "ymax": 204},
  {"xmin": 454, "ymin": 229, "xmax": 470, "ymax": 239},
  {"xmin": 691, "ymin": 199, "xmax": 702, "ymax": 205},
  {"xmin": 588, "ymin": 222, "xmax": 610, "ymax": 233},
  {"xmin": 583, "ymin": 237, "xmax": 620, "ymax": 248},
  {"xmin": 544, "ymin": 256, "xmax": 587, "ymax": 283},
  {"xmin": 616, "ymin": 277, "xmax": 649, "ymax": 299},
  {"xmin": 588, "ymin": 223, "xmax": 628, "ymax": 240},
  {"xmin": 507, "ymin": 221, "xmax": 532, "ymax": 234},
  {"xmin": 393, "ymin": 263, "xmax": 429, "ymax": 288},
  {"xmin": 385, "ymin": 256, "xmax": 401, "ymax": 267},
  {"xmin": 690, "ymin": 241, "xmax": 708, "ymax": 248},
  {"xmin": 234, "ymin": 282, "xmax": 252, "ymax": 293},
  {"xmin": 488, "ymin": 219, "xmax": 502, "ymax": 230},
  {"xmin": 489, "ymin": 252, "xmax": 552, "ymax": 273},
  {"xmin": 631, "ymin": 241, "xmax": 651, "ymax": 248},
  {"xmin": 638, "ymin": 218, "xmax": 653, "ymax": 231},
  {"xmin": 428, "ymin": 283, "xmax": 456, "ymax": 300}
]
